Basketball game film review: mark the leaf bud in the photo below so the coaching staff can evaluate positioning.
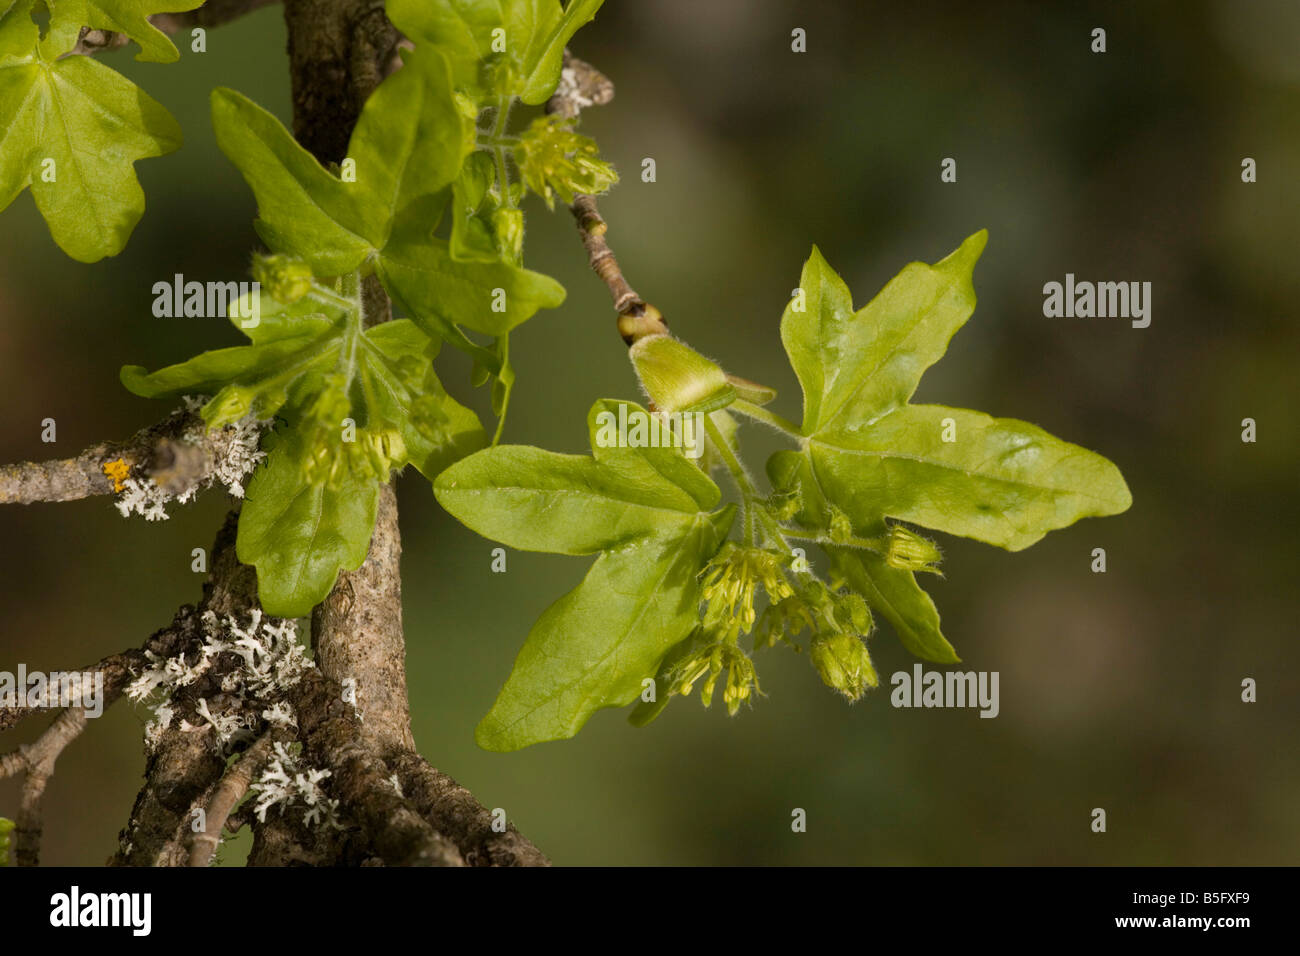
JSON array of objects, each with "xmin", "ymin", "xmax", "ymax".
[{"xmin": 630, "ymin": 333, "xmax": 735, "ymax": 415}]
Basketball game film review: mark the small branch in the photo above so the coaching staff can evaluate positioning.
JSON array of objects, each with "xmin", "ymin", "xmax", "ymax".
[
  {"xmin": 0, "ymin": 407, "xmax": 224, "ymax": 506},
  {"xmin": 111, "ymin": 514, "xmax": 260, "ymax": 866},
  {"xmin": 188, "ymin": 732, "xmax": 275, "ymax": 867},
  {"xmin": 2, "ymin": 707, "xmax": 91, "ymax": 866},
  {"xmin": 0, "ymin": 645, "xmax": 158, "ymax": 865},
  {"xmin": 0, "ymin": 649, "xmax": 142, "ymax": 734},
  {"xmin": 547, "ymin": 50, "xmax": 669, "ymax": 345}
]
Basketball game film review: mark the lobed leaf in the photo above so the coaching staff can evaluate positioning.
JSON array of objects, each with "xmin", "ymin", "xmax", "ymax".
[
  {"xmin": 474, "ymin": 509, "xmax": 732, "ymax": 751},
  {"xmin": 774, "ymin": 232, "xmax": 1131, "ymax": 660},
  {"xmin": 782, "ymin": 231, "xmax": 986, "ymax": 435},
  {"xmin": 810, "ymin": 404, "xmax": 1132, "ymax": 552},
  {"xmin": 436, "ymin": 398, "xmax": 735, "ymax": 749},
  {"xmin": 826, "ymin": 547, "xmax": 957, "ymax": 664},
  {"xmin": 388, "ymin": 0, "xmax": 606, "ymax": 104},
  {"xmin": 0, "ymin": 52, "xmax": 181, "ymax": 261}
]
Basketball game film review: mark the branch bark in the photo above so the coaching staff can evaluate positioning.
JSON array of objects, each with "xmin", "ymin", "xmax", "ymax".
[
  {"xmin": 547, "ymin": 51, "xmax": 669, "ymax": 345},
  {"xmin": 0, "ymin": 408, "xmax": 232, "ymax": 506}
]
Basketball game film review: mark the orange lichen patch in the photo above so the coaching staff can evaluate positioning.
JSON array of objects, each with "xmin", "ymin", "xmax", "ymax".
[{"xmin": 102, "ymin": 458, "xmax": 131, "ymax": 493}]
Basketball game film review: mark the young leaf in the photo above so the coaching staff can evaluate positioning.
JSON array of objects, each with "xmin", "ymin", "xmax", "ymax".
[
  {"xmin": 826, "ymin": 547, "xmax": 958, "ymax": 664},
  {"xmin": 40, "ymin": 0, "xmax": 203, "ymax": 63},
  {"xmin": 212, "ymin": 53, "xmax": 564, "ymax": 372},
  {"xmin": 810, "ymin": 404, "xmax": 1132, "ymax": 552},
  {"xmin": 0, "ymin": 51, "xmax": 182, "ymax": 261},
  {"xmin": 517, "ymin": 0, "xmax": 604, "ymax": 104},
  {"xmin": 472, "ymin": 517, "xmax": 729, "ymax": 751},
  {"xmin": 770, "ymin": 233, "xmax": 1131, "ymax": 661},
  {"xmin": 780, "ymin": 233, "xmax": 1131, "ymax": 552},
  {"xmin": 235, "ymin": 425, "xmax": 382, "ymax": 619},
  {"xmin": 448, "ymin": 151, "xmax": 500, "ymax": 262},
  {"xmin": 434, "ymin": 399, "xmax": 735, "ymax": 749},
  {"xmin": 210, "ymin": 90, "xmax": 387, "ymax": 275},
  {"xmin": 211, "ymin": 46, "xmax": 471, "ymax": 274},
  {"xmin": 123, "ymin": 284, "xmax": 485, "ymax": 614},
  {"xmin": 782, "ymin": 231, "xmax": 986, "ymax": 435},
  {"xmin": 376, "ymin": 213, "xmax": 565, "ymax": 337},
  {"xmin": 387, "ymin": 0, "xmax": 606, "ymax": 104}
]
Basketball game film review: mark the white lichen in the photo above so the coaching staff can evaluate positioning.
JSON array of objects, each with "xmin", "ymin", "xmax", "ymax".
[
  {"xmin": 249, "ymin": 742, "xmax": 341, "ymax": 830},
  {"xmin": 128, "ymin": 610, "xmax": 313, "ymax": 753},
  {"xmin": 114, "ymin": 397, "xmax": 267, "ymax": 521}
]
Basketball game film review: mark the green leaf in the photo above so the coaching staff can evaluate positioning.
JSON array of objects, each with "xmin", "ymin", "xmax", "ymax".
[
  {"xmin": 435, "ymin": 399, "xmax": 720, "ymax": 553},
  {"xmin": 435, "ymin": 398, "xmax": 734, "ymax": 749},
  {"xmin": 516, "ymin": 0, "xmax": 604, "ymax": 104},
  {"xmin": 346, "ymin": 44, "xmax": 472, "ymax": 231},
  {"xmin": 0, "ymin": 1, "xmax": 39, "ymax": 60},
  {"xmin": 782, "ymin": 231, "xmax": 986, "ymax": 435},
  {"xmin": 474, "ymin": 516, "xmax": 729, "ymax": 751},
  {"xmin": 0, "ymin": 51, "xmax": 182, "ymax": 261},
  {"xmin": 448, "ymin": 150, "xmax": 500, "ymax": 261},
  {"xmin": 627, "ymin": 629, "xmax": 706, "ymax": 727},
  {"xmin": 810, "ymin": 404, "xmax": 1132, "ymax": 552},
  {"xmin": 362, "ymin": 319, "xmax": 486, "ymax": 478},
  {"xmin": 212, "ymin": 56, "xmax": 562, "ymax": 385},
  {"xmin": 771, "ymin": 233, "xmax": 1131, "ymax": 661},
  {"xmin": 236, "ymin": 426, "xmax": 382, "ymax": 619},
  {"xmin": 0, "ymin": 815, "xmax": 13, "ymax": 866},
  {"xmin": 780, "ymin": 233, "xmax": 1131, "ymax": 552},
  {"xmin": 124, "ymin": 283, "xmax": 485, "ymax": 614},
  {"xmin": 211, "ymin": 89, "xmax": 384, "ymax": 275},
  {"xmin": 40, "ymin": 0, "xmax": 203, "ymax": 63},
  {"xmin": 826, "ymin": 547, "xmax": 958, "ymax": 664},
  {"xmin": 211, "ymin": 46, "xmax": 473, "ymax": 276},
  {"xmin": 388, "ymin": 0, "xmax": 606, "ymax": 103},
  {"xmin": 377, "ymin": 213, "xmax": 565, "ymax": 336}
]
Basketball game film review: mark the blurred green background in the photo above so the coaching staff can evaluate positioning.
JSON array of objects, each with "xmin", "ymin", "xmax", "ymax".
[{"xmin": 2, "ymin": 0, "xmax": 1297, "ymax": 865}]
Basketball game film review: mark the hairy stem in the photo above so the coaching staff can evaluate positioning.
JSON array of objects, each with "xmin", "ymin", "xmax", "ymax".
[{"xmin": 730, "ymin": 399, "xmax": 803, "ymax": 438}]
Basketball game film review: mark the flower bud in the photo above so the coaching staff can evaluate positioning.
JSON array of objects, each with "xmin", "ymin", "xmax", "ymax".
[
  {"xmin": 886, "ymin": 526, "xmax": 943, "ymax": 575},
  {"xmin": 252, "ymin": 254, "xmax": 313, "ymax": 305},
  {"xmin": 810, "ymin": 633, "xmax": 878, "ymax": 702}
]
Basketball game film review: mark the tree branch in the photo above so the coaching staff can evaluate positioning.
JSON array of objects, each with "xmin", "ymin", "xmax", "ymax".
[
  {"xmin": 0, "ymin": 407, "xmax": 245, "ymax": 506},
  {"xmin": 1, "ymin": 707, "xmax": 89, "ymax": 866},
  {"xmin": 546, "ymin": 51, "xmax": 669, "ymax": 345},
  {"xmin": 188, "ymin": 731, "xmax": 275, "ymax": 867},
  {"xmin": 312, "ymin": 482, "xmax": 414, "ymax": 755},
  {"xmin": 389, "ymin": 751, "xmax": 550, "ymax": 866}
]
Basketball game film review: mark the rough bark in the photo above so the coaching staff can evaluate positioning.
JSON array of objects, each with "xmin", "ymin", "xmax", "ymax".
[{"xmin": 313, "ymin": 483, "xmax": 415, "ymax": 756}]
